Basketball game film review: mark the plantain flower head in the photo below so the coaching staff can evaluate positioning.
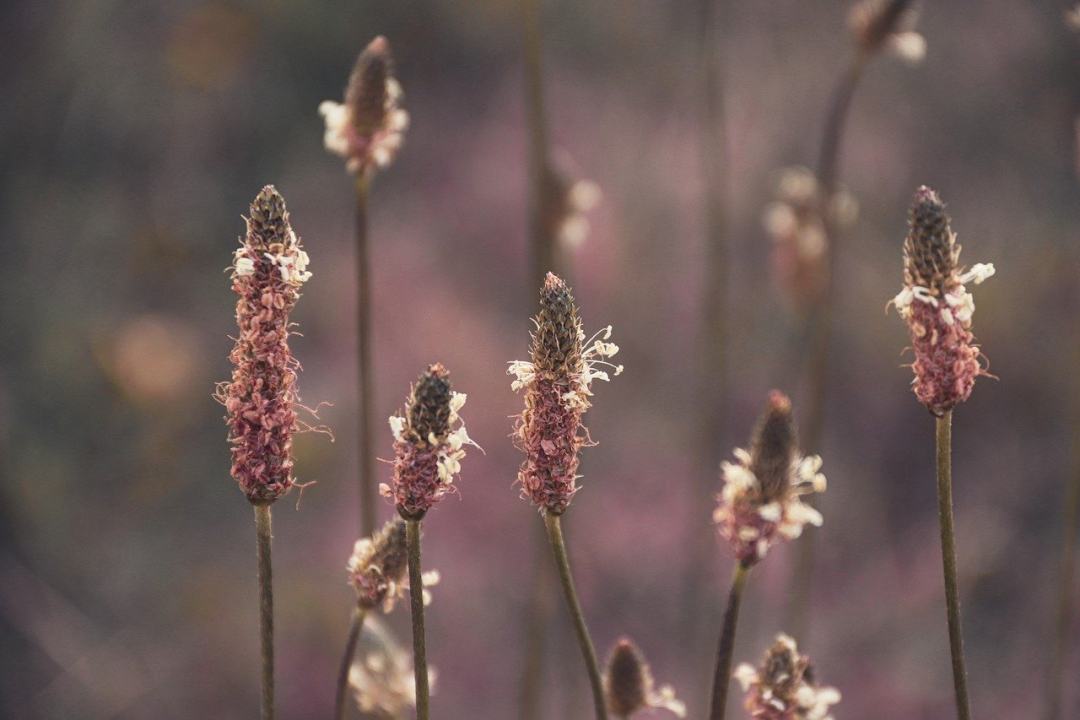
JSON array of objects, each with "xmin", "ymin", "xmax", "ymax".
[
  {"xmin": 604, "ymin": 637, "xmax": 686, "ymax": 718},
  {"xmin": 734, "ymin": 634, "xmax": 840, "ymax": 720},
  {"xmin": 890, "ymin": 186, "xmax": 994, "ymax": 416},
  {"xmin": 848, "ymin": 0, "xmax": 926, "ymax": 65},
  {"xmin": 510, "ymin": 272, "xmax": 623, "ymax": 515},
  {"xmin": 346, "ymin": 519, "xmax": 438, "ymax": 612},
  {"xmin": 713, "ymin": 391, "xmax": 826, "ymax": 566},
  {"xmin": 216, "ymin": 185, "xmax": 312, "ymax": 504},
  {"xmin": 319, "ymin": 36, "xmax": 409, "ymax": 177},
  {"xmin": 381, "ymin": 363, "xmax": 477, "ymax": 519}
]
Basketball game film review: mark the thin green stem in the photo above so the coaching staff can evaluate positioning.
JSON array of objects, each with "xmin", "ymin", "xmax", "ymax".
[
  {"xmin": 936, "ymin": 411, "xmax": 972, "ymax": 720},
  {"xmin": 334, "ymin": 606, "xmax": 368, "ymax": 720},
  {"xmin": 543, "ymin": 513, "xmax": 607, "ymax": 720},
  {"xmin": 254, "ymin": 504, "xmax": 275, "ymax": 720},
  {"xmin": 708, "ymin": 562, "xmax": 749, "ymax": 720},
  {"xmin": 406, "ymin": 519, "xmax": 430, "ymax": 720},
  {"xmin": 356, "ymin": 176, "xmax": 376, "ymax": 537}
]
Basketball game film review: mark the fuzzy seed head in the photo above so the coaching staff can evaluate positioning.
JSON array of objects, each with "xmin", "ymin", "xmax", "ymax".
[
  {"xmin": 346, "ymin": 37, "xmax": 392, "ymax": 139},
  {"xmin": 603, "ymin": 638, "xmax": 686, "ymax": 718},
  {"xmin": 534, "ymin": 273, "xmax": 584, "ymax": 378},
  {"xmin": 904, "ymin": 186, "xmax": 960, "ymax": 295},
  {"xmin": 406, "ymin": 363, "xmax": 453, "ymax": 447},
  {"xmin": 750, "ymin": 391, "xmax": 797, "ymax": 503},
  {"xmin": 347, "ymin": 520, "xmax": 409, "ymax": 611}
]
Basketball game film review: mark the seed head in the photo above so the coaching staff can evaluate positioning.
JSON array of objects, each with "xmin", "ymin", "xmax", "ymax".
[
  {"xmin": 510, "ymin": 273, "xmax": 622, "ymax": 515},
  {"xmin": 891, "ymin": 186, "xmax": 995, "ymax": 416},
  {"xmin": 604, "ymin": 638, "xmax": 686, "ymax": 718},
  {"xmin": 216, "ymin": 185, "xmax": 312, "ymax": 504},
  {"xmin": 714, "ymin": 391, "xmax": 826, "ymax": 565},
  {"xmin": 319, "ymin": 36, "xmax": 409, "ymax": 176},
  {"xmin": 347, "ymin": 520, "xmax": 409, "ymax": 611},
  {"xmin": 382, "ymin": 364, "xmax": 476, "ymax": 519},
  {"xmin": 734, "ymin": 634, "xmax": 841, "ymax": 720}
]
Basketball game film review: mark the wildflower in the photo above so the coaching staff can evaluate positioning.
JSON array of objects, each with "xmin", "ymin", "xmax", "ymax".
[
  {"xmin": 848, "ymin": 0, "xmax": 926, "ymax": 65},
  {"xmin": 319, "ymin": 36, "xmax": 409, "ymax": 177},
  {"xmin": 764, "ymin": 167, "xmax": 857, "ymax": 309},
  {"xmin": 734, "ymin": 634, "xmax": 840, "ymax": 720},
  {"xmin": 216, "ymin": 185, "xmax": 311, "ymax": 504},
  {"xmin": 380, "ymin": 363, "xmax": 476, "ymax": 519},
  {"xmin": 347, "ymin": 519, "xmax": 438, "ymax": 612},
  {"xmin": 604, "ymin": 637, "xmax": 686, "ymax": 718},
  {"xmin": 890, "ymin": 186, "xmax": 994, "ymax": 417},
  {"xmin": 713, "ymin": 391, "xmax": 827, "ymax": 565},
  {"xmin": 350, "ymin": 617, "xmax": 436, "ymax": 718},
  {"xmin": 510, "ymin": 272, "xmax": 623, "ymax": 515}
]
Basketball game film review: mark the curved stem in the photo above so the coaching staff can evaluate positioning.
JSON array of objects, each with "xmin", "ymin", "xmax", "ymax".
[
  {"xmin": 708, "ymin": 561, "xmax": 749, "ymax": 720},
  {"xmin": 936, "ymin": 411, "xmax": 972, "ymax": 720},
  {"xmin": 334, "ymin": 606, "xmax": 367, "ymax": 720},
  {"xmin": 544, "ymin": 513, "xmax": 607, "ymax": 720},
  {"xmin": 406, "ymin": 519, "xmax": 430, "ymax": 720},
  {"xmin": 254, "ymin": 504, "xmax": 275, "ymax": 720},
  {"xmin": 355, "ymin": 176, "xmax": 376, "ymax": 537}
]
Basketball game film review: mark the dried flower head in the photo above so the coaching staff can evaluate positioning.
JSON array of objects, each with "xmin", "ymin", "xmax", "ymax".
[
  {"xmin": 713, "ymin": 391, "xmax": 826, "ymax": 565},
  {"xmin": 348, "ymin": 519, "xmax": 439, "ymax": 612},
  {"xmin": 604, "ymin": 637, "xmax": 686, "ymax": 718},
  {"xmin": 848, "ymin": 0, "xmax": 926, "ymax": 64},
  {"xmin": 216, "ymin": 186, "xmax": 312, "ymax": 504},
  {"xmin": 764, "ymin": 167, "xmax": 857, "ymax": 310},
  {"xmin": 350, "ymin": 616, "xmax": 436, "ymax": 719},
  {"xmin": 890, "ymin": 186, "xmax": 995, "ymax": 417},
  {"xmin": 319, "ymin": 36, "xmax": 409, "ymax": 177},
  {"xmin": 381, "ymin": 363, "xmax": 477, "ymax": 519},
  {"xmin": 734, "ymin": 634, "xmax": 841, "ymax": 720},
  {"xmin": 510, "ymin": 272, "xmax": 623, "ymax": 515}
]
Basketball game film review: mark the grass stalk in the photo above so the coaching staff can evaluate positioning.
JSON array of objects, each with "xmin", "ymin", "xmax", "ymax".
[
  {"xmin": 406, "ymin": 519, "xmax": 430, "ymax": 720},
  {"xmin": 935, "ymin": 411, "xmax": 972, "ymax": 720},
  {"xmin": 543, "ymin": 512, "xmax": 607, "ymax": 720},
  {"xmin": 334, "ymin": 606, "xmax": 368, "ymax": 720},
  {"xmin": 355, "ymin": 175, "xmax": 376, "ymax": 536},
  {"xmin": 707, "ymin": 561, "xmax": 749, "ymax": 720},
  {"xmin": 254, "ymin": 504, "xmax": 275, "ymax": 720}
]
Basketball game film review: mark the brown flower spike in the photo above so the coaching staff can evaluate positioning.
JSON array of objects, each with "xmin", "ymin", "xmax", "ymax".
[
  {"xmin": 319, "ymin": 36, "xmax": 409, "ymax": 176},
  {"xmin": 217, "ymin": 186, "xmax": 312, "ymax": 505},
  {"xmin": 734, "ymin": 634, "xmax": 840, "ymax": 720},
  {"xmin": 347, "ymin": 520, "xmax": 409, "ymax": 612},
  {"xmin": 381, "ymin": 364, "xmax": 476, "ymax": 520},
  {"xmin": 604, "ymin": 638, "xmax": 685, "ymax": 718},
  {"xmin": 891, "ymin": 186, "xmax": 995, "ymax": 417},
  {"xmin": 714, "ymin": 391, "xmax": 827, "ymax": 565},
  {"xmin": 510, "ymin": 273, "xmax": 622, "ymax": 515}
]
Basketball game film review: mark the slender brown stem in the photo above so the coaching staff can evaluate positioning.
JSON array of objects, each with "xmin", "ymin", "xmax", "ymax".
[
  {"xmin": 254, "ymin": 504, "xmax": 275, "ymax": 720},
  {"xmin": 334, "ymin": 606, "xmax": 368, "ymax": 720},
  {"xmin": 786, "ymin": 57, "xmax": 866, "ymax": 641},
  {"xmin": 355, "ymin": 176, "xmax": 376, "ymax": 537},
  {"xmin": 406, "ymin": 519, "xmax": 430, "ymax": 720},
  {"xmin": 708, "ymin": 561, "xmax": 749, "ymax": 720},
  {"xmin": 519, "ymin": 524, "xmax": 555, "ymax": 720},
  {"xmin": 1045, "ymin": 447, "xmax": 1080, "ymax": 720},
  {"xmin": 936, "ymin": 411, "xmax": 972, "ymax": 720},
  {"xmin": 543, "ymin": 513, "xmax": 607, "ymax": 720}
]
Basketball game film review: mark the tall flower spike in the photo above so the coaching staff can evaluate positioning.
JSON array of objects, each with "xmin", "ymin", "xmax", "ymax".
[
  {"xmin": 604, "ymin": 638, "xmax": 686, "ymax": 718},
  {"xmin": 381, "ymin": 363, "xmax": 475, "ymax": 520},
  {"xmin": 510, "ymin": 272, "xmax": 623, "ymax": 515},
  {"xmin": 891, "ymin": 186, "xmax": 995, "ymax": 417},
  {"xmin": 848, "ymin": 0, "xmax": 925, "ymax": 64},
  {"xmin": 319, "ymin": 36, "xmax": 410, "ymax": 177},
  {"xmin": 713, "ymin": 391, "xmax": 827, "ymax": 565},
  {"xmin": 217, "ymin": 185, "xmax": 312, "ymax": 504},
  {"xmin": 734, "ymin": 634, "xmax": 841, "ymax": 720}
]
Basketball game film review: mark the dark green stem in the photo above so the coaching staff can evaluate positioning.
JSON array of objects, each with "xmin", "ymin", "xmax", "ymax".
[
  {"xmin": 334, "ymin": 606, "xmax": 367, "ymax": 720},
  {"xmin": 544, "ymin": 513, "xmax": 607, "ymax": 720},
  {"xmin": 406, "ymin": 519, "xmax": 430, "ymax": 720},
  {"xmin": 708, "ymin": 562, "xmax": 749, "ymax": 720},
  {"xmin": 254, "ymin": 504, "xmax": 275, "ymax": 720},
  {"xmin": 936, "ymin": 411, "xmax": 972, "ymax": 720},
  {"xmin": 356, "ymin": 176, "xmax": 376, "ymax": 537}
]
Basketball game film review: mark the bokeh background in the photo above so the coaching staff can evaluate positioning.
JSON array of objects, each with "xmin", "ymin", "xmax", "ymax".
[{"xmin": 3, "ymin": 1, "xmax": 1079, "ymax": 718}]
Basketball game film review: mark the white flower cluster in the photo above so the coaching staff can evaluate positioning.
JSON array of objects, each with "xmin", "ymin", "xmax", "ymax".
[
  {"xmin": 734, "ymin": 635, "xmax": 841, "ymax": 720},
  {"xmin": 507, "ymin": 325, "xmax": 623, "ymax": 408},
  {"xmin": 232, "ymin": 230, "xmax": 312, "ymax": 285},
  {"xmin": 891, "ymin": 262, "xmax": 995, "ymax": 329}
]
